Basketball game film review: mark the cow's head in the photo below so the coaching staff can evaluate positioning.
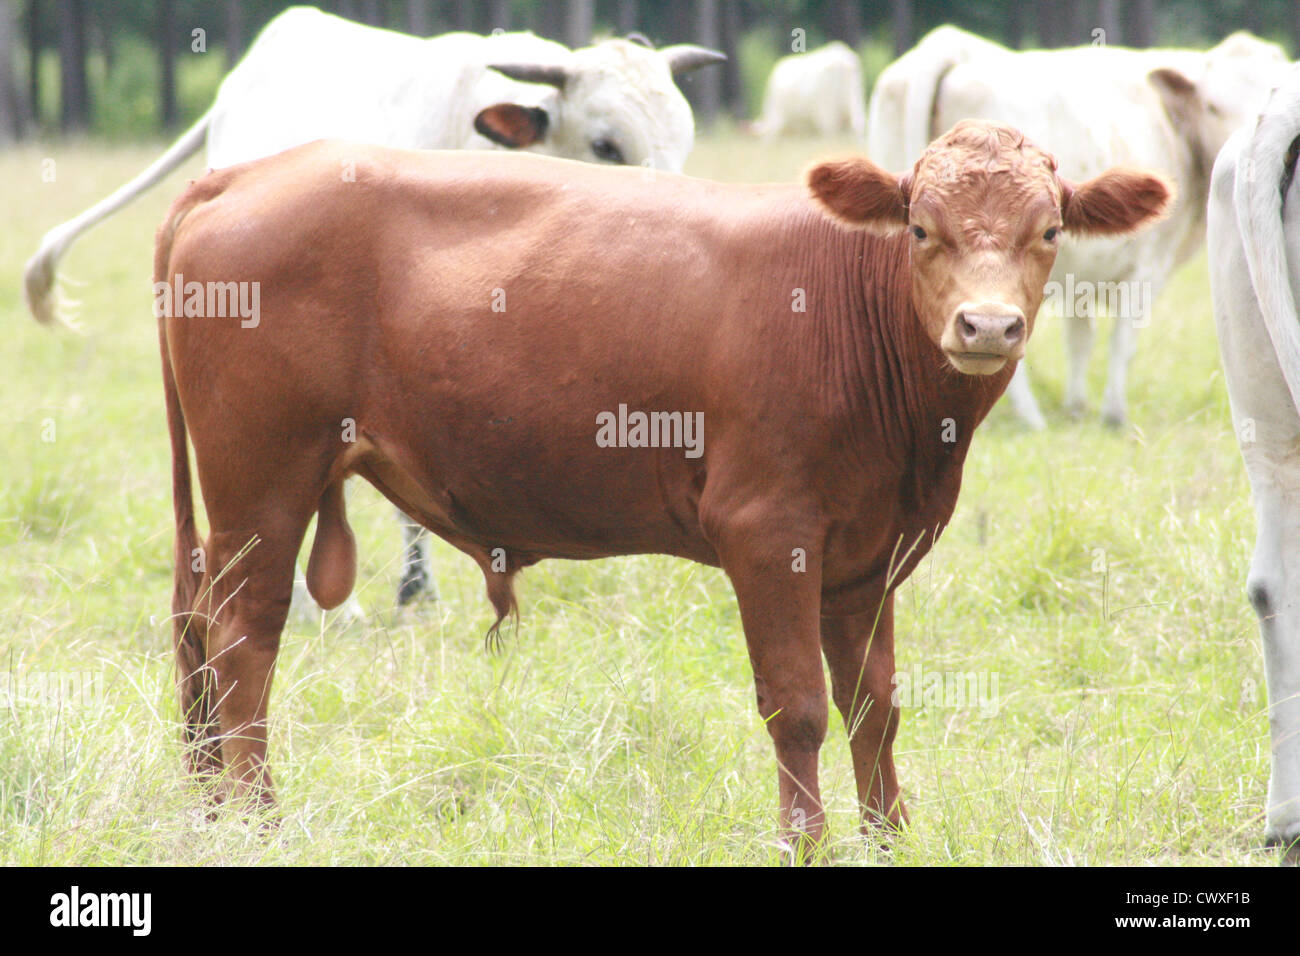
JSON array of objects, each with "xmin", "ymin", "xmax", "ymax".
[
  {"xmin": 807, "ymin": 120, "xmax": 1172, "ymax": 375},
  {"xmin": 1148, "ymin": 32, "xmax": 1289, "ymax": 175},
  {"xmin": 474, "ymin": 37, "xmax": 724, "ymax": 173}
]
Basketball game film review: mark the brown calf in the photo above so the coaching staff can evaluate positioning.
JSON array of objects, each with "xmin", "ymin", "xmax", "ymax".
[{"xmin": 155, "ymin": 121, "xmax": 1169, "ymax": 855}]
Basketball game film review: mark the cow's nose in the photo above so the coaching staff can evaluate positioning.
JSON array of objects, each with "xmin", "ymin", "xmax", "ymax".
[{"xmin": 955, "ymin": 309, "xmax": 1025, "ymax": 353}]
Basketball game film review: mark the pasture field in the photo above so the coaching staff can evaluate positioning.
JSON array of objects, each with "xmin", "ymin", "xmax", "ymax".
[{"xmin": 0, "ymin": 135, "xmax": 1272, "ymax": 865}]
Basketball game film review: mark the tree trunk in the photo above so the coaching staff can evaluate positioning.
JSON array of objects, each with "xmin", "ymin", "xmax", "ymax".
[
  {"xmin": 719, "ymin": 0, "xmax": 743, "ymax": 118},
  {"xmin": 405, "ymin": 0, "xmax": 432, "ymax": 35},
  {"xmin": 226, "ymin": 0, "xmax": 244, "ymax": 67},
  {"xmin": 617, "ymin": 0, "xmax": 638, "ymax": 36},
  {"xmin": 1006, "ymin": 2, "xmax": 1025, "ymax": 49},
  {"xmin": 690, "ymin": 0, "xmax": 720, "ymax": 124},
  {"xmin": 1098, "ymin": 0, "xmax": 1120, "ymax": 46},
  {"xmin": 538, "ymin": 1, "xmax": 564, "ymax": 40},
  {"xmin": 0, "ymin": 0, "xmax": 25, "ymax": 142},
  {"xmin": 159, "ymin": 0, "xmax": 177, "ymax": 129},
  {"xmin": 892, "ymin": 0, "xmax": 913, "ymax": 55},
  {"xmin": 1067, "ymin": 0, "xmax": 1094, "ymax": 46},
  {"xmin": 1129, "ymin": 0, "xmax": 1156, "ymax": 48},
  {"xmin": 27, "ymin": 0, "xmax": 39, "ymax": 131},
  {"xmin": 486, "ymin": 0, "xmax": 510, "ymax": 32},
  {"xmin": 566, "ymin": 0, "xmax": 594, "ymax": 47},
  {"xmin": 828, "ymin": 0, "xmax": 863, "ymax": 47},
  {"xmin": 58, "ymin": 0, "xmax": 89, "ymax": 134}
]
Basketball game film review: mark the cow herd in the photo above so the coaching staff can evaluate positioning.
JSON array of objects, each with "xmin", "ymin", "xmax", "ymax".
[{"xmin": 21, "ymin": 8, "xmax": 1300, "ymax": 863}]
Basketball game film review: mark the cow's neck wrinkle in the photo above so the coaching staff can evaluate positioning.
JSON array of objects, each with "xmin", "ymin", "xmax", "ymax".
[{"xmin": 811, "ymin": 218, "xmax": 1010, "ymax": 516}]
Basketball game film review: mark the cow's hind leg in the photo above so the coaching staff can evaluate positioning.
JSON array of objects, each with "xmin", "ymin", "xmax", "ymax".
[
  {"xmin": 1243, "ymin": 470, "xmax": 1300, "ymax": 862},
  {"xmin": 195, "ymin": 489, "xmax": 321, "ymax": 811},
  {"xmin": 820, "ymin": 595, "xmax": 908, "ymax": 838}
]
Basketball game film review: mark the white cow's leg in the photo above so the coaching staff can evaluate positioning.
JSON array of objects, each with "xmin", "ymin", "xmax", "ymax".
[
  {"xmin": 1003, "ymin": 362, "xmax": 1046, "ymax": 430},
  {"xmin": 396, "ymin": 508, "xmax": 434, "ymax": 605},
  {"xmin": 1244, "ymin": 474, "xmax": 1300, "ymax": 858},
  {"xmin": 1063, "ymin": 311, "xmax": 1093, "ymax": 417},
  {"xmin": 1100, "ymin": 312, "xmax": 1139, "ymax": 428}
]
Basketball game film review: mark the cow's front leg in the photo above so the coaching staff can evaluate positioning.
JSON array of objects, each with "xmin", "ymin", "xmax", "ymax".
[
  {"xmin": 1100, "ymin": 309, "xmax": 1140, "ymax": 427},
  {"xmin": 1063, "ymin": 310, "xmax": 1094, "ymax": 417},
  {"xmin": 714, "ymin": 515, "xmax": 828, "ymax": 861},
  {"xmin": 820, "ymin": 594, "xmax": 907, "ymax": 836}
]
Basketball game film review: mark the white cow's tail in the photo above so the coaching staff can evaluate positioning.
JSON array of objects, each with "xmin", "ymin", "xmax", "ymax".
[
  {"xmin": 24, "ymin": 106, "xmax": 212, "ymax": 325},
  {"xmin": 866, "ymin": 25, "xmax": 1001, "ymax": 172},
  {"xmin": 1237, "ymin": 78, "xmax": 1300, "ymax": 417}
]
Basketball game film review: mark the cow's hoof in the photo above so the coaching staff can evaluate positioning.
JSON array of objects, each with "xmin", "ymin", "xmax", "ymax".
[
  {"xmin": 397, "ymin": 567, "xmax": 429, "ymax": 606},
  {"xmin": 1101, "ymin": 409, "xmax": 1127, "ymax": 430},
  {"xmin": 1017, "ymin": 409, "xmax": 1048, "ymax": 431},
  {"xmin": 1265, "ymin": 830, "xmax": 1300, "ymax": 866},
  {"xmin": 1064, "ymin": 401, "xmax": 1088, "ymax": 421}
]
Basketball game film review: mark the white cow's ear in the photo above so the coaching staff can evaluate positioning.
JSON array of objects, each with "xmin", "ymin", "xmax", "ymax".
[
  {"xmin": 805, "ymin": 157, "xmax": 908, "ymax": 234},
  {"xmin": 1148, "ymin": 67, "xmax": 1202, "ymax": 135},
  {"xmin": 474, "ymin": 104, "xmax": 550, "ymax": 148}
]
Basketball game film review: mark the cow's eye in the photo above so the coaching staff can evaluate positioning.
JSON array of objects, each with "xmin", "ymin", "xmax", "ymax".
[
  {"xmin": 911, "ymin": 225, "xmax": 927, "ymax": 241},
  {"xmin": 1043, "ymin": 227, "xmax": 1059, "ymax": 242},
  {"xmin": 592, "ymin": 138, "xmax": 625, "ymax": 164}
]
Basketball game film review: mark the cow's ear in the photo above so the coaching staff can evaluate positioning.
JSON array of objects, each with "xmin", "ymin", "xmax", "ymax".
[
  {"xmin": 806, "ymin": 158, "xmax": 908, "ymax": 233},
  {"xmin": 474, "ymin": 104, "xmax": 549, "ymax": 148},
  {"xmin": 1060, "ymin": 167, "xmax": 1174, "ymax": 237},
  {"xmin": 1148, "ymin": 67, "xmax": 1202, "ymax": 137}
]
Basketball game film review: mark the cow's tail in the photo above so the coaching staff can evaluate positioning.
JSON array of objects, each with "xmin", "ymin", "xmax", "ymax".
[
  {"xmin": 154, "ymin": 187, "xmax": 217, "ymax": 771},
  {"xmin": 866, "ymin": 25, "xmax": 1000, "ymax": 172},
  {"xmin": 24, "ymin": 105, "xmax": 212, "ymax": 326},
  {"xmin": 1237, "ymin": 75, "xmax": 1300, "ymax": 417}
]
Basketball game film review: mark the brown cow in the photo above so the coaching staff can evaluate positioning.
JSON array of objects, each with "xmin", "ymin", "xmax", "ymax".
[{"xmin": 155, "ymin": 121, "xmax": 1169, "ymax": 857}]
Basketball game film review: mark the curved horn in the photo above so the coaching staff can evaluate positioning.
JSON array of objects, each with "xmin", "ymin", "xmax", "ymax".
[
  {"xmin": 487, "ymin": 62, "xmax": 569, "ymax": 90},
  {"xmin": 659, "ymin": 44, "xmax": 727, "ymax": 76},
  {"xmin": 625, "ymin": 31, "xmax": 654, "ymax": 48}
]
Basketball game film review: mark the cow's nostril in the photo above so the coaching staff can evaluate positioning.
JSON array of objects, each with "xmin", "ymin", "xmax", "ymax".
[
  {"xmin": 1005, "ymin": 317, "xmax": 1025, "ymax": 341},
  {"xmin": 958, "ymin": 313, "xmax": 977, "ymax": 338}
]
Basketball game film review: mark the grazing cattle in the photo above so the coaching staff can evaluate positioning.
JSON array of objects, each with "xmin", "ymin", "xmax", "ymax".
[
  {"xmin": 1207, "ymin": 66, "xmax": 1300, "ymax": 865},
  {"xmin": 25, "ymin": 4, "xmax": 723, "ymax": 611},
  {"xmin": 155, "ymin": 122, "xmax": 1168, "ymax": 855},
  {"xmin": 870, "ymin": 26, "xmax": 1287, "ymax": 427},
  {"xmin": 753, "ymin": 41, "xmax": 866, "ymax": 140}
]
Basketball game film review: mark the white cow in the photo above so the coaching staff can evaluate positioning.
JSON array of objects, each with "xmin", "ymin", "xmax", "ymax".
[
  {"xmin": 1208, "ymin": 65, "xmax": 1300, "ymax": 865},
  {"xmin": 753, "ymin": 40, "xmax": 865, "ymax": 139},
  {"xmin": 25, "ymin": 6, "xmax": 724, "ymax": 325},
  {"xmin": 869, "ymin": 26, "xmax": 1288, "ymax": 428},
  {"xmin": 24, "ymin": 5, "xmax": 723, "ymax": 614}
]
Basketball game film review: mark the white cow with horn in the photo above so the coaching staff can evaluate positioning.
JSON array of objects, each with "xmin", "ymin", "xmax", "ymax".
[
  {"xmin": 1208, "ymin": 63, "xmax": 1300, "ymax": 865},
  {"xmin": 24, "ymin": 4, "xmax": 724, "ymax": 613}
]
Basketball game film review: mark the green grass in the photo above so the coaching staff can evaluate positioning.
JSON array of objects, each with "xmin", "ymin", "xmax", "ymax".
[{"xmin": 0, "ymin": 135, "xmax": 1274, "ymax": 865}]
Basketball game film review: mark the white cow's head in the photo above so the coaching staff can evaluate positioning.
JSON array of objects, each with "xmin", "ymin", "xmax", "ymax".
[
  {"xmin": 1148, "ymin": 32, "xmax": 1290, "ymax": 171},
  {"xmin": 473, "ymin": 37, "xmax": 725, "ymax": 173}
]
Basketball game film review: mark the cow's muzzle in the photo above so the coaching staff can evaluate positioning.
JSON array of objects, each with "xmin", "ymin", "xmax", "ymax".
[{"xmin": 943, "ymin": 303, "xmax": 1026, "ymax": 374}]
